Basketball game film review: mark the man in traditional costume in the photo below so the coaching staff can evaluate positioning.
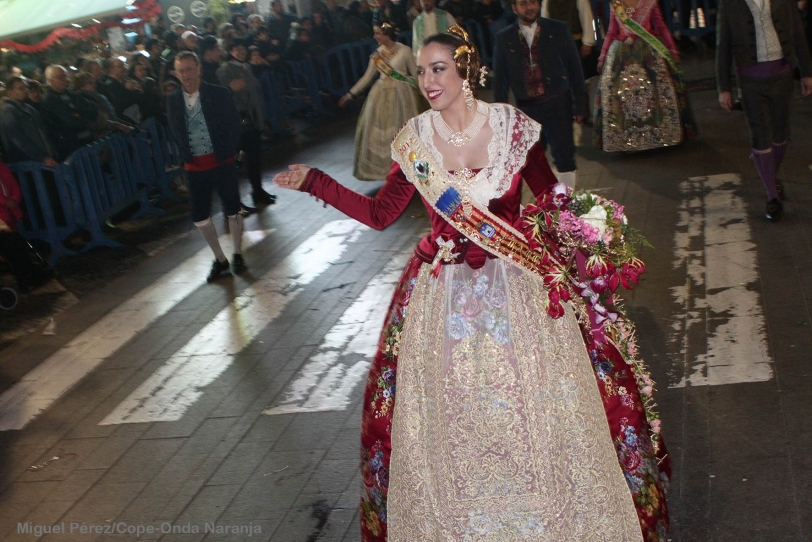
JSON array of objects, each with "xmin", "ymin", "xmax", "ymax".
[
  {"xmin": 716, "ymin": 0, "xmax": 812, "ymax": 221},
  {"xmin": 493, "ymin": 0, "xmax": 587, "ymax": 188},
  {"xmin": 166, "ymin": 52, "xmax": 248, "ymax": 281},
  {"xmin": 411, "ymin": 0, "xmax": 453, "ymax": 54}
]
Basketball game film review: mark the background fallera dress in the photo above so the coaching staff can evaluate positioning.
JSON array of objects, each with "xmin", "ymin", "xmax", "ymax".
[
  {"xmin": 594, "ymin": 0, "xmax": 697, "ymax": 152},
  {"xmin": 301, "ymin": 103, "xmax": 671, "ymax": 541},
  {"xmin": 349, "ymin": 42, "xmax": 427, "ymax": 180}
]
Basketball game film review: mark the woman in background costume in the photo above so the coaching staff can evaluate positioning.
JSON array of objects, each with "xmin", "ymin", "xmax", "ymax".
[
  {"xmin": 277, "ymin": 26, "xmax": 670, "ymax": 542},
  {"xmin": 339, "ymin": 23, "xmax": 427, "ymax": 180},
  {"xmin": 594, "ymin": 0, "xmax": 696, "ymax": 152}
]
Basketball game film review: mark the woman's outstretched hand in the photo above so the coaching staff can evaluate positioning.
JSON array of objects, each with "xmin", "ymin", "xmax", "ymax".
[{"xmin": 273, "ymin": 164, "xmax": 312, "ymax": 191}]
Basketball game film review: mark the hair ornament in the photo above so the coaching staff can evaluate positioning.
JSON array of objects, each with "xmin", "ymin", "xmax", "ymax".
[
  {"xmin": 381, "ymin": 22, "xmax": 394, "ymax": 31},
  {"xmin": 454, "ymin": 44, "xmax": 475, "ymax": 61},
  {"xmin": 447, "ymin": 24, "xmax": 471, "ymax": 44},
  {"xmin": 478, "ymin": 65, "xmax": 488, "ymax": 87}
]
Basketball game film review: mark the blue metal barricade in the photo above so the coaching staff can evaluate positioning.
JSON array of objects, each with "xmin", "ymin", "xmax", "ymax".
[
  {"xmin": 258, "ymin": 69, "xmax": 293, "ymax": 131},
  {"xmin": 287, "ymin": 58, "xmax": 332, "ymax": 116},
  {"xmin": 68, "ymin": 133, "xmax": 164, "ymax": 228},
  {"xmin": 9, "ymin": 161, "xmax": 118, "ymax": 264},
  {"xmin": 140, "ymin": 120, "xmax": 184, "ymax": 201},
  {"xmin": 320, "ymin": 40, "xmax": 378, "ymax": 96}
]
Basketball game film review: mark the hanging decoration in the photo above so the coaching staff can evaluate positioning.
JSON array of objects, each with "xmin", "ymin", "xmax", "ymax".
[{"xmin": 0, "ymin": 0, "xmax": 162, "ymax": 54}]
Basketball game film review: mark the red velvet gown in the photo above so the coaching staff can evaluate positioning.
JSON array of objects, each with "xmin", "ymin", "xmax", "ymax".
[{"xmin": 300, "ymin": 139, "xmax": 670, "ymax": 541}]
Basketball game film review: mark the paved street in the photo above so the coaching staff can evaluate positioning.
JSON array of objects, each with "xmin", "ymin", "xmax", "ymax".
[{"xmin": 1, "ymin": 52, "xmax": 811, "ymax": 541}]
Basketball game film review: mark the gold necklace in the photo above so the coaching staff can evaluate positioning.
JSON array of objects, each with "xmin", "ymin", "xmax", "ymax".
[{"xmin": 433, "ymin": 101, "xmax": 488, "ymax": 147}]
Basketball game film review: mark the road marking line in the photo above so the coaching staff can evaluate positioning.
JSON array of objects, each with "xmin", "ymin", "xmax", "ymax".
[
  {"xmin": 264, "ymin": 250, "xmax": 411, "ymax": 415},
  {"xmin": 99, "ymin": 220, "xmax": 369, "ymax": 425},
  {"xmin": 0, "ymin": 230, "xmax": 274, "ymax": 431},
  {"xmin": 670, "ymin": 174, "xmax": 772, "ymax": 387}
]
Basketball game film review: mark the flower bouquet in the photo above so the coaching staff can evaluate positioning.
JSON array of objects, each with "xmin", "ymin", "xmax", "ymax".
[
  {"xmin": 518, "ymin": 183, "xmax": 651, "ymax": 321},
  {"xmin": 518, "ymin": 184, "xmax": 662, "ymax": 447}
]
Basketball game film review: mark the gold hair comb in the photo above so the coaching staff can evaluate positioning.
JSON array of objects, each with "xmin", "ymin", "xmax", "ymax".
[{"xmin": 447, "ymin": 24, "xmax": 471, "ymax": 44}]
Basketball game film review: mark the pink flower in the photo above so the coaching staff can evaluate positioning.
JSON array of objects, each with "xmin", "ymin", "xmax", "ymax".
[
  {"xmin": 461, "ymin": 297, "xmax": 484, "ymax": 320},
  {"xmin": 558, "ymin": 210, "xmax": 581, "ymax": 235},
  {"xmin": 623, "ymin": 451, "xmax": 642, "ymax": 472},
  {"xmin": 582, "ymin": 222, "xmax": 600, "ymax": 244}
]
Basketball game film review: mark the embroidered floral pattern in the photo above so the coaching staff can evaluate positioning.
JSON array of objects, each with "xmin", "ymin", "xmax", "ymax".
[
  {"xmin": 616, "ymin": 417, "xmax": 669, "ymax": 540},
  {"xmin": 583, "ymin": 337, "xmax": 671, "ymax": 542},
  {"xmin": 360, "ymin": 256, "xmax": 422, "ymax": 542},
  {"xmin": 388, "ymin": 262, "xmax": 644, "ymax": 541},
  {"xmin": 448, "ymin": 272, "xmax": 509, "ymax": 344}
]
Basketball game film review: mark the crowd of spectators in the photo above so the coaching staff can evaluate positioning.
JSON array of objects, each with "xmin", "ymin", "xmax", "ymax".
[{"xmin": 0, "ymin": 0, "xmax": 514, "ymax": 166}]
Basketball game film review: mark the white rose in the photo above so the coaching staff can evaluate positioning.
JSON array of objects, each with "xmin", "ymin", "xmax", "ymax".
[{"xmin": 581, "ymin": 205, "xmax": 608, "ymax": 236}]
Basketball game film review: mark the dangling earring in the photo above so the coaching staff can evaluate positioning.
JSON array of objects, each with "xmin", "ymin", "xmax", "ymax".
[{"xmin": 463, "ymin": 80, "xmax": 475, "ymax": 110}]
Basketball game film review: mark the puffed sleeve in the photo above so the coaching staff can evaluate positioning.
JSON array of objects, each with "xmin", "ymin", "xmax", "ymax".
[
  {"xmin": 598, "ymin": 12, "xmax": 621, "ymax": 64},
  {"xmin": 301, "ymin": 161, "xmax": 417, "ymax": 230},
  {"xmin": 520, "ymin": 142, "xmax": 559, "ymax": 202},
  {"xmin": 349, "ymin": 55, "xmax": 380, "ymax": 97}
]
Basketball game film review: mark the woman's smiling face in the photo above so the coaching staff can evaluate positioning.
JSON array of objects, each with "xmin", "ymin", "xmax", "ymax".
[{"xmin": 417, "ymin": 41, "xmax": 464, "ymax": 111}]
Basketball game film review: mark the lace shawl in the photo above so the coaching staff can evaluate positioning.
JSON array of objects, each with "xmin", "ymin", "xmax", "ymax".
[{"xmin": 399, "ymin": 102, "xmax": 542, "ymax": 206}]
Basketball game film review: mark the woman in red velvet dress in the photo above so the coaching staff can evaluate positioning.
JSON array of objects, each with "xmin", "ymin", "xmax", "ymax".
[{"xmin": 275, "ymin": 26, "xmax": 670, "ymax": 542}]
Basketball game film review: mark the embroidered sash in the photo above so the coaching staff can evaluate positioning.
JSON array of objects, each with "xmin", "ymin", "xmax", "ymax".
[{"xmin": 372, "ymin": 53, "xmax": 418, "ymax": 89}]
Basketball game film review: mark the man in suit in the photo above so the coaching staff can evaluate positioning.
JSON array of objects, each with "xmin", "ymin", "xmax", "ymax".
[
  {"xmin": 493, "ymin": 0, "xmax": 587, "ymax": 188},
  {"xmin": 167, "ymin": 51, "xmax": 248, "ymax": 281},
  {"xmin": 716, "ymin": 0, "xmax": 812, "ymax": 221}
]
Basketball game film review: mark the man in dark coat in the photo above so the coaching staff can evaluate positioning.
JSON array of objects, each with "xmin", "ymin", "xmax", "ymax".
[
  {"xmin": 0, "ymin": 77, "xmax": 57, "ymax": 165},
  {"xmin": 493, "ymin": 0, "xmax": 586, "ymax": 188},
  {"xmin": 216, "ymin": 38, "xmax": 275, "ymax": 206},
  {"xmin": 716, "ymin": 0, "xmax": 812, "ymax": 221},
  {"xmin": 166, "ymin": 51, "xmax": 248, "ymax": 281},
  {"xmin": 100, "ymin": 57, "xmax": 143, "ymax": 124},
  {"xmin": 199, "ymin": 35, "xmax": 224, "ymax": 85},
  {"xmin": 267, "ymin": 0, "xmax": 297, "ymax": 47},
  {"xmin": 39, "ymin": 65, "xmax": 98, "ymax": 159}
]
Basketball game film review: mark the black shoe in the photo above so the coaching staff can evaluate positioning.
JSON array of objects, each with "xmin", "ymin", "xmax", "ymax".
[
  {"xmin": 207, "ymin": 258, "xmax": 231, "ymax": 282},
  {"xmin": 765, "ymin": 198, "xmax": 782, "ymax": 222},
  {"xmin": 251, "ymin": 190, "xmax": 276, "ymax": 206},
  {"xmin": 231, "ymin": 254, "xmax": 247, "ymax": 275},
  {"xmin": 776, "ymin": 179, "xmax": 785, "ymax": 201},
  {"xmin": 239, "ymin": 204, "xmax": 257, "ymax": 217}
]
